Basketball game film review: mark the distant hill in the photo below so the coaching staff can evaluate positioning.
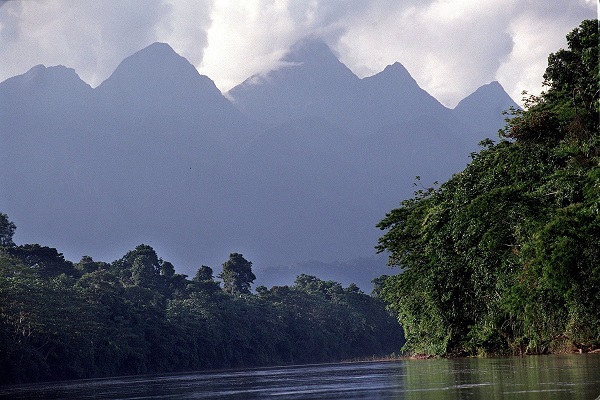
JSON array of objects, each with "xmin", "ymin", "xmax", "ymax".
[{"xmin": 0, "ymin": 39, "xmax": 518, "ymax": 291}]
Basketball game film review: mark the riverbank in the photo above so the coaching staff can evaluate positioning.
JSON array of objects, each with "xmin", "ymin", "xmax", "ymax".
[{"xmin": 344, "ymin": 346, "xmax": 600, "ymax": 364}]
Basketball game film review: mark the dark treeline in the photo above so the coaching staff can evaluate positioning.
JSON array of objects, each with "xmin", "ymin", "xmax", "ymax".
[
  {"xmin": 0, "ymin": 224, "xmax": 403, "ymax": 385},
  {"xmin": 376, "ymin": 20, "xmax": 599, "ymax": 356}
]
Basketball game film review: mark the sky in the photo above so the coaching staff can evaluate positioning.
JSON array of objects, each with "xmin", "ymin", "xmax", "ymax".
[{"xmin": 0, "ymin": 0, "xmax": 596, "ymax": 107}]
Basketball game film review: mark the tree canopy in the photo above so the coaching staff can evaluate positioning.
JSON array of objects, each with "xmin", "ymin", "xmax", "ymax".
[
  {"xmin": 376, "ymin": 19, "xmax": 599, "ymax": 356},
  {"xmin": 0, "ymin": 224, "xmax": 402, "ymax": 385},
  {"xmin": 218, "ymin": 253, "xmax": 256, "ymax": 296},
  {"xmin": 0, "ymin": 213, "xmax": 15, "ymax": 247}
]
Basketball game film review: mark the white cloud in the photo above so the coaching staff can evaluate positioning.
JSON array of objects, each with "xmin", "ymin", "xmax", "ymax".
[
  {"xmin": 155, "ymin": 1, "xmax": 213, "ymax": 68},
  {"xmin": 333, "ymin": 0, "xmax": 518, "ymax": 106},
  {"xmin": 198, "ymin": 0, "xmax": 361, "ymax": 91},
  {"xmin": 0, "ymin": 0, "xmax": 596, "ymax": 105},
  {"xmin": 496, "ymin": 2, "xmax": 597, "ymax": 104},
  {"xmin": 0, "ymin": 0, "xmax": 171, "ymax": 86}
]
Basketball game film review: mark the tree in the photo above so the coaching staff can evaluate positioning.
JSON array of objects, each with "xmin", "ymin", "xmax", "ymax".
[
  {"xmin": 543, "ymin": 19, "xmax": 599, "ymax": 119},
  {"xmin": 112, "ymin": 244, "xmax": 163, "ymax": 288},
  {"xmin": 218, "ymin": 253, "xmax": 256, "ymax": 296},
  {"xmin": 1, "ymin": 243, "xmax": 403, "ymax": 383},
  {"xmin": 193, "ymin": 265, "xmax": 214, "ymax": 282},
  {"xmin": 75, "ymin": 255, "xmax": 109, "ymax": 274},
  {"xmin": 160, "ymin": 261, "xmax": 175, "ymax": 277},
  {"xmin": 501, "ymin": 19, "xmax": 598, "ymax": 143},
  {"xmin": 5, "ymin": 244, "xmax": 76, "ymax": 278},
  {"xmin": 0, "ymin": 213, "xmax": 16, "ymax": 247}
]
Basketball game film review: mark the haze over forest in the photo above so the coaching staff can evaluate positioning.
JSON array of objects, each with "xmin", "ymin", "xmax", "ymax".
[{"xmin": 0, "ymin": 39, "xmax": 518, "ymax": 290}]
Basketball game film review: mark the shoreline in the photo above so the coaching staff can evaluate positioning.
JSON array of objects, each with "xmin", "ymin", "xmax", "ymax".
[{"xmin": 343, "ymin": 347, "xmax": 600, "ymax": 363}]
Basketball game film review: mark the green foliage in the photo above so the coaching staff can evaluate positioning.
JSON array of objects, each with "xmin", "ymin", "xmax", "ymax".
[
  {"xmin": 377, "ymin": 20, "xmax": 600, "ymax": 357},
  {"xmin": 0, "ymin": 213, "xmax": 16, "ymax": 247},
  {"xmin": 218, "ymin": 253, "xmax": 256, "ymax": 296},
  {"xmin": 4, "ymin": 244, "xmax": 77, "ymax": 279},
  {"xmin": 193, "ymin": 265, "xmax": 214, "ymax": 282},
  {"xmin": 501, "ymin": 19, "xmax": 599, "ymax": 143},
  {"xmin": 0, "ymin": 227, "xmax": 402, "ymax": 385}
]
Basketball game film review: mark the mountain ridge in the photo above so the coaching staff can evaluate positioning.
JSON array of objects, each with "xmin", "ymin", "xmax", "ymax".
[{"xmin": 0, "ymin": 39, "xmax": 518, "ymax": 290}]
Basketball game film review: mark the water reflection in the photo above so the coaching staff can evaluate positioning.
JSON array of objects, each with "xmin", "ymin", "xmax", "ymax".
[
  {"xmin": 0, "ymin": 354, "xmax": 598, "ymax": 399},
  {"xmin": 403, "ymin": 355, "xmax": 600, "ymax": 400}
]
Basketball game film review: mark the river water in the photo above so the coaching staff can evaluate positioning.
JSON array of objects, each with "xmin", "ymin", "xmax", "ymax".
[{"xmin": 1, "ymin": 354, "xmax": 598, "ymax": 399}]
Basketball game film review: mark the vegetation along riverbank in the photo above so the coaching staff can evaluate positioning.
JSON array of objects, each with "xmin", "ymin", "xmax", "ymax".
[
  {"xmin": 376, "ymin": 19, "xmax": 599, "ymax": 358},
  {"xmin": 0, "ymin": 229, "xmax": 403, "ymax": 385}
]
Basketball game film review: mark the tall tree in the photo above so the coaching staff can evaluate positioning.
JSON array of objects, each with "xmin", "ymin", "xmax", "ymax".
[
  {"xmin": 501, "ymin": 19, "xmax": 598, "ymax": 143},
  {"xmin": 218, "ymin": 253, "xmax": 256, "ymax": 296},
  {"xmin": 5, "ymin": 244, "xmax": 76, "ymax": 278},
  {"xmin": 112, "ymin": 244, "xmax": 162, "ymax": 288},
  {"xmin": 193, "ymin": 265, "xmax": 214, "ymax": 282},
  {"xmin": 0, "ymin": 213, "xmax": 16, "ymax": 247}
]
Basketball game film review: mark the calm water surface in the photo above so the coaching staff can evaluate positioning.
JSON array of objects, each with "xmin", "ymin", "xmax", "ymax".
[{"xmin": 1, "ymin": 354, "xmax": 598, "ymax": 399}]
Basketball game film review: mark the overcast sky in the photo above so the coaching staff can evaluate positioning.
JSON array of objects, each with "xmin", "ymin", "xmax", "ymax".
[{"xmin": 0, "ymin": 0, "xmax": 596, "ymax": 107}]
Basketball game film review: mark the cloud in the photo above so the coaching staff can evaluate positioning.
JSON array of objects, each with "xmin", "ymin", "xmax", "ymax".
[
  {"xmin": 495, "ymin": 2, "xmax": 597, "ymax": 105},
  {"xmin": 199, "ymin": 0, "xmax": 595, "ymax": 106},
  {"xmin": 155, "ymin": 1, "xmax": 213, "ymax": 68},
  {"xmin": 0, "ymin": 0, "xmax": 171, "ymax": 86},
  {"xmin": 199, "ymin": 0, "xmax": 366, "ymax": 91},
  {"xmin": 0, "ymin": 0, "xmax": 596, "ymax": 106},
  {"xmin": 333, "ymin": 0, "xmax": 518, "ymax": 106}
]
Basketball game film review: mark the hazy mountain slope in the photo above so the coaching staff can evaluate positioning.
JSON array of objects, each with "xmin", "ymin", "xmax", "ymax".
[
  {"xmin": 453, "ymin": 81, "xmax": 520, "ymax": 143},
  {"xmin": 227, "ymin": 39, "xmax": 455, "ymax": 137},
  {"xmin": 0, "ymin": 43, "xmax": 261, "ymax": 270},
  {"xmin": 228, "ymin": 38, "xmax": 361, "ymax": 128},
  {"xmin": 94, "ymin": 42, "xmax": 259, "ymax": 153},
  {"xmin": 0, "ymin": 40, "xmax": 518, "ymax": 290}
]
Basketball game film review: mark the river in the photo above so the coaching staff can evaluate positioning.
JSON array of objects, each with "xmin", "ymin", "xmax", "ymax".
[{"xmin": 0, "ymin": 354, "xmax": 598, "ymax": 399}]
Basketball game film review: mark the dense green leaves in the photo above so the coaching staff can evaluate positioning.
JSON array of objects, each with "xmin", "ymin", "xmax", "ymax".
[
  {"xmin": 501, "ymin": 19, "xmax": 598, "ymax": 144},
  {"xmin": 376, "ymin": 20, "xmax": 599, "ymax": 356},
  {"xmin": 0, "ymin": 237, "xmax": 402, "ymax": 385},
  {"xmin": 0, "ymin": 214, "xmax": 15, "ymax": 247},
  {"xmin": 218, "ymin": 253, "xmax": 256, "ymax": 296}
]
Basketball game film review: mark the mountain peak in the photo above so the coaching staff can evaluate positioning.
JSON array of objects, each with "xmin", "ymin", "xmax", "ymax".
[
  {"xmin": 143, "ymin": 41, "xmax": 175, "ymax": 52},
  {"xmin": 283, "ymin": 37, "xmax": 340, "ymax": 64},
  {"xmin": 19, "ymin": 64, "xmax": 86, "ymax": 85},
  {"xmin": 227, "ymin": 37, "xmax": 359, "ymax": 125},
  {"xmin": 453, "ymin": 81, "xmax": 519, "ymax": 140},
  {"xmin": 100, "ymin": 42, "xmax": 200, "ymax": 85},
  {"xmin": 278, "ymin": 37, "xmax": 358, "ymax": 82},
  {"xmin": 95, "ymin": 42, "xmax": 226, "ymax": 113},
  {"xmin": 370, "ymin": 62, "xmax": 416, "ymax": 84},
  {"xmin": 0, "ymin": 64, "xmax": 91, "ymax": 98},
  {"xmin": 127, "ymin": 42, "xmax": 181, "ymax": 64},
  {"xmin": 454, "ymin": 81, "xmax": 518, "ymax": 111},
  {"xmin": 384, "ymin": 62, "xmax": 407, "ymax": 72},
  {"xmin": 467, "ymin": 81, "xmax": 504, "ymax": 96}
]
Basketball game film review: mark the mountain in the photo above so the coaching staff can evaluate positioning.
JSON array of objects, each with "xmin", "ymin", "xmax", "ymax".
[
  {"xmin": 0, "ymin": 64, "xmax": 92, "ymax": 101},
  {"xmin": 228, "ymin": 38, "xmax": 361, "ymax": 127},
  {"xmin": 94, "ymin": 42, "xmax": 257, "ymax": 152},
  {"xmin": 0, "ymin": 40, "xmax": 518, "ymax": 291},
  {"xmin": 0, "ymin": 64, "xmax": 92, "ymax": 126},
  {"xmin": 352, "ymin": 62, "xmax": 451, "ymax": 135},
  {"xmin": 0, "ymin": 43, "xmax": 261, "ymax": 270},
  {"xmin": 453, "ymin": 81, "xmax": 520, "ymax": 142},
  {"xmin": 227, "ymin": 39, "xmax": 453, "ymax": 137},
  {"xmin": 96, "ymin": 43, "xmax": 230, "ymax": 116}
]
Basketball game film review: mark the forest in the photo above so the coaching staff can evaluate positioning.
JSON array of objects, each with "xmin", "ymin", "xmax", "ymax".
[
  {"xmin": 0, "ymin": 227, "xmax": 403, "ymax": 385},
  {"xmin": 377, "ymin": 20, "xmax": 599, "ymax": 357}
]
